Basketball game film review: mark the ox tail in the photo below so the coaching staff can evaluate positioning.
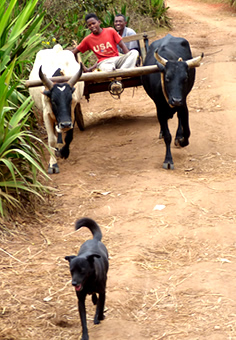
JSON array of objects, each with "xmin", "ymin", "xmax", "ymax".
[{"xmin": 75, "ymin": 217, "xmax": 102, "ymax": 241}]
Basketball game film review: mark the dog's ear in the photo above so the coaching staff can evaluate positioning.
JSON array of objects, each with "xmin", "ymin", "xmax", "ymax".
[
  {"xmin": 64, "ymin": 255, "xmax": 76, "ymax": 262},
  {"xmin": 87, "ymin": 254, "xmax": 101, "ymax": 265}
]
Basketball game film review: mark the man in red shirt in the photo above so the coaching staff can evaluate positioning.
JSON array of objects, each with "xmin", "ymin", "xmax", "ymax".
[{"xmin": 72, "ymin": 13, "xmax": 139, "ymax": 72}]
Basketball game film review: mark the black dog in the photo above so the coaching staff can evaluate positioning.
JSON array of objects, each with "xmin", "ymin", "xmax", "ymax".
[{"xmin": 65, "ymin": 217, "xmax": 109, "ymax": 340}]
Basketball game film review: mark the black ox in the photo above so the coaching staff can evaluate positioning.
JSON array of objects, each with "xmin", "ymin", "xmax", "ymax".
[{"xmin": 142, "ymin": 34, "xmax": 203, "ymax": 169}]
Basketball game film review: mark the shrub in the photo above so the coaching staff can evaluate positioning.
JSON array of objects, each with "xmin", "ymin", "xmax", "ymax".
[{"xmin": 0, "ymin": 0, "xmax": 53, "ymax": 218}]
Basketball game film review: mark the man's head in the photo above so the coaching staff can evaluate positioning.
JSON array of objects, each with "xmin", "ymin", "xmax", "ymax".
[
  {"xmin": 85, "ymin": 13, "xmax": 102, "ymax": 35},
  {"xmin": 114, "ymin": 14, "xmax": 127, "ymax": 35}
]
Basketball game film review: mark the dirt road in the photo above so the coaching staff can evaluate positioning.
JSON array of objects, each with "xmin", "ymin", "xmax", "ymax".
[{"xmin": 1, "ymin": 0, "xmax": 236, "ymax": 339}]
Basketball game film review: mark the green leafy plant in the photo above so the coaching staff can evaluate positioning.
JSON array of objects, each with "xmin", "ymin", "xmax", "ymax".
[
  {"xmin": 101, "ymin": 5, "xmax": 130, "ymax": 28},
  {"xmin": 131, "ymin": 0, "xmax": 170, "ymax": 27},
  {"xmin": 0, "ymin": 61, "xmax": 52, "ymax": 217},
  {"xmin": 0, "ymin": 0, "xmax": 46, "ymax": 74},
  {"xmin": 0, "ymin": 0, "xmax": 48, "ymax": 111},
  {"xmin": 230, "ymin": 0, "xmax": 236, "ymax": 8},
  {"xmin": 0, "ymin": 0, "xmax": 53, "ymax": 218}
]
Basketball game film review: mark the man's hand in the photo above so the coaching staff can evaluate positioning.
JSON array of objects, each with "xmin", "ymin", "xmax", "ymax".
[
  {"xmin": 118, "ymin": 40, "xmax": 129, "ymax": 54},
  {"xmin": 82, "ymin": 62, "xmax": 98, "ymax": 73}
]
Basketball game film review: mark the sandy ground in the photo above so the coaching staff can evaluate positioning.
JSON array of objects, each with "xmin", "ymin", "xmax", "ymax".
[{"xmin": 1, "ymin": 0, "xmax": 236, "ymax": 339}]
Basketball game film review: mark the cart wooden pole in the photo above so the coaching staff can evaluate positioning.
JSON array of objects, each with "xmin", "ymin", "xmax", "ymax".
[{"xmin": 25, "ymin": 65, "xmax": 160, "ymax": 88}]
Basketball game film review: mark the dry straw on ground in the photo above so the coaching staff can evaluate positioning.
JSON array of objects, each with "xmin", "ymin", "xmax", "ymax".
[{"xmin": 1, "ymin": 221, "xmax": 235, "ymax": 339}]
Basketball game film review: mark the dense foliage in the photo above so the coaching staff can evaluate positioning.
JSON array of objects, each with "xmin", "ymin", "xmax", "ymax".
[{"xmin": 0, "ymin": 0, "xmax": 52, "ymax": 218}]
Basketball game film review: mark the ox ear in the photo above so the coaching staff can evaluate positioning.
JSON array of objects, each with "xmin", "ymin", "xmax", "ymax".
[
  {"xmin": 155, "ymin": 61, "xmax": 165, "ymax": 72},
  {"xmin": 43, "ymin": 89, "xmax": 51, "ymax": 98}
]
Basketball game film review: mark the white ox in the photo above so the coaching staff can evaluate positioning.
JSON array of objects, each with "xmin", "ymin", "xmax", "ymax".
[{"xmin": 29, "ymin": 44, "xmax": 84, "ymax": 174}]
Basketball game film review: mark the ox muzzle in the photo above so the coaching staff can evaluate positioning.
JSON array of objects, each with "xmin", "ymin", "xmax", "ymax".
[
  {"xmin": 169, "ymin": 97, "xmax": 183, "ymax": 107},
  {"xmin": 55, "ymin": 122, "xmax": 73, "ymax": 133}
]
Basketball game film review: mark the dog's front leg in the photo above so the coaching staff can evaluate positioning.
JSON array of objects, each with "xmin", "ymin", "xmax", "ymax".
[
  {"xmin": 94, "ymin": 292, "xmax": 106, "ymax": 324},
  {"xmin": 78, "ymin": 297, "xmax": 89, "ymax": 340}
]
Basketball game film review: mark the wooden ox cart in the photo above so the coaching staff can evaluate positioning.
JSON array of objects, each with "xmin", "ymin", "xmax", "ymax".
[{"xmin": 25, "ymin": 31, "xmax": 157, "ymax": 131}]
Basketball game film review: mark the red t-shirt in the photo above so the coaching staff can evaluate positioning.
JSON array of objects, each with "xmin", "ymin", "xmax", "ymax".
[{"xmin": 76, "ymin": 27, "xmax": 122, "ymax": 63}]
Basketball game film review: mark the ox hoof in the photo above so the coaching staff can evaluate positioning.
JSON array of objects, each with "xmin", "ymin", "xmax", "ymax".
[
  {"xmin": 55, "ymin": 148, "xmax": 61, "ymax": 158},
  {"xmin": 163, "ymin": 162, "xmax": 174, "ymax": 170},
  {"xmin": 48, "ymin": 163, "xmax": 60, "ymax": 174},
  {"xmin": 176, "ymin": 138, "xmax": 189, "ymax": 148},
  {"xmin": 59, "ymin": 146, "xmax": 70, "ymax": 159},
  {"xmin": 174, "ymin": 138, "xmax": 181, "ymax": 147}
]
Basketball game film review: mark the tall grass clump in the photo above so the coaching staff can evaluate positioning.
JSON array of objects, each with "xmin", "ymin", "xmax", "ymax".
[
  {"xmin": 0, "ymin": 0, "xmax": 52, "ymax": 219},
  {"xmin": 230, "ymin": 0, "xmax": 236, "ymax": 8}
]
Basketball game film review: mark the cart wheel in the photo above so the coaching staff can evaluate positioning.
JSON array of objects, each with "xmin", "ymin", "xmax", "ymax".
[{"xmin": 74, "ymin": 103, "xmax": 85, "ymax": 131}]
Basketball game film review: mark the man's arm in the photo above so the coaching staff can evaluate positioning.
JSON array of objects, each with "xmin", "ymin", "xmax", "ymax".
[
  {"xmin": 118, "ymin": 40, "xmax": 129, "ymax": 54},
  {"xmin": 72, "ymin": 47, "xmax": 97, "ymax": 73},
  {"xmin": 72, "ymin": 47, "xmax": 80, "ymax": 62},
  {"xmin": 82, "ymin": 62, "xmax": 98, "ymax": 73}
]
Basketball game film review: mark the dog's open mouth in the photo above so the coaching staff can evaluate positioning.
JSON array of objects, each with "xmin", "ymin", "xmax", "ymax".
[{"xmin": 75, "ymin": 284, "xmax": 82, "ymax": 291}]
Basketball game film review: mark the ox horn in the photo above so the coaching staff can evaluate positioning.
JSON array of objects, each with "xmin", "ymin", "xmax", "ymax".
[
  {"xmin": 67, "ymin": 62, "xmax": 83, "ymax": 88},
  {"xmin": 186, "ymin": 53, "xmax": 204, "ymax": 68},
  {"xmin": 39, "ymin": 66, "xmax": 54, "ymax": 90},
  {"xmin": 154, "ymin": 50, "xmax": 168, "ymax": 66}
]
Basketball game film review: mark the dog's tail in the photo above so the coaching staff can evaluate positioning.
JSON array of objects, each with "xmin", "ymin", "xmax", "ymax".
[{"xmin": 75, "ymin": 217, "xmax": 102, "ymax": 241}]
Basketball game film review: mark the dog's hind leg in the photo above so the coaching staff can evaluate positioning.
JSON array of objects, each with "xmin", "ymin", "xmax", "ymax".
[
  {"xmin": 92, "ymin": 293, "xmax": 98, "ymax": 305},
  {"xmin": 94, "ymin": 292, "xmax": 106, "ymax": 324},
  {"xmin": 78, "ymin": 297, "xmax": 89, "ymax": 340}
]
